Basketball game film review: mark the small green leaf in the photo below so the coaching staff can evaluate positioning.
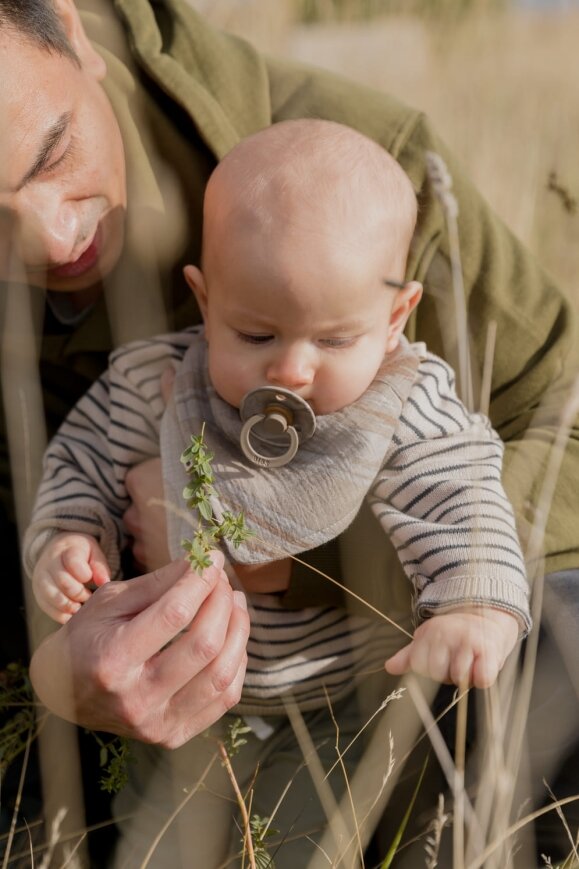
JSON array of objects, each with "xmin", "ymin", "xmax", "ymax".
[{"xmin": 198, "ymin": 498, "xmax": 213, "ymax": 522}]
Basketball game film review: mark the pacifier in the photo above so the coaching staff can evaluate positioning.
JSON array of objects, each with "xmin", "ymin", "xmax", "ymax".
[{"xmin": 239, "ymin": 386, "xmax": 316, "ymax": 468}]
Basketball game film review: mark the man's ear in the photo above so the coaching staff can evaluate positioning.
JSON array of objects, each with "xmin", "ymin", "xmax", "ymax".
[
  {"xmin": 53, "ymin": 0, "xmax": 106, "ymax": 79},
  {"xmin": 386, "ymin": 281, "xmax": 422, "ymax": 353},
  {"xmin": 183, "ymin": 265, "xmax": 209, "ymax": 322}
]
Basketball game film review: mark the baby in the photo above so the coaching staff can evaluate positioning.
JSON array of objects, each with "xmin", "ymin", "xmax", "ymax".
[{"xmin": 25, "ymin": 119, "xmax": 529, "ymax": 693}]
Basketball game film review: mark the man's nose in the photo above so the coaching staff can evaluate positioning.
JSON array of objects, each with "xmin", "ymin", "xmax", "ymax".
[
  {"xmin": 16, "ymin": 196, "xmax": 81, "ymax": 266},
  {"xmin": 266, "ymin": 346, "xmax": 315, "ymax": 390}
]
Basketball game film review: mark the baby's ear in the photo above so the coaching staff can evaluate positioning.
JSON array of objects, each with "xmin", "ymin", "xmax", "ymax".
[
  {"xmin": 386, "ymin": 281, "xmax": 422, "ymax": 353},
  {"xmin": 184, "ymin": 265, "xmax": 208, "ymax": 320}
]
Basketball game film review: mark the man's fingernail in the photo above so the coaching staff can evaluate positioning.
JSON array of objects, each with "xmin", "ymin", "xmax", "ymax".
[{"xmin": 233, "ymin": 590, "xmax": 248, "ymax": 611}]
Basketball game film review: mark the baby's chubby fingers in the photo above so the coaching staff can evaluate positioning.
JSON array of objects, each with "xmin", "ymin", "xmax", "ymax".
[
  {"xmin": 385, "ymin": 643, "xmax": 412, "ymax": 677},
  {"xmin": 52, "ymin": 568, "xmax": 92, "ymax": 603},
  {"xmin": 33, "ymin": 572, "xmax": 84, "ymax": 617},
  {"xmin": 470, "ymin": 650, "xmax": 501, "ymax": 690},
  {"xmin": 41, "ymin": 597, "xmax": 81, "ymax": 625},
  {"xmin": 386, "ymin": 633, "xmax": 453, "ymax": 684},
  {"xmin": 386, "ymin": 610, "xmax": 521, "ymax": 689},
  {"xmin": 61, "ymin": 543, "xmax": 93, "ymax": 584},
  {"xmin": 88, "ymin": 545, "xmax": 112, "ymax": 587}
]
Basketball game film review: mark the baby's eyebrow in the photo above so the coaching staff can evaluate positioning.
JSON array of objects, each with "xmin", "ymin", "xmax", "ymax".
[{"xmin": 383, "ymin": 278, "xmax": 406, "ymax": 290}]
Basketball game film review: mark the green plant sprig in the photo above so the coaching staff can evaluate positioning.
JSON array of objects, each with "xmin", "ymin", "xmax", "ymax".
[
  {"xmin": 0, "ymin": 662, "xmax": 37, "ymax": 776},
  {"xmin": 180, "ymin": 426, "xmax": 253, "ymax": 571},
  {"xmin": 87, "ymin": 731, "xmax": 134, "ymax": 794},
  {"xmin": 248, "ymin": 814, "xmax": 278, "ymax": 869}
]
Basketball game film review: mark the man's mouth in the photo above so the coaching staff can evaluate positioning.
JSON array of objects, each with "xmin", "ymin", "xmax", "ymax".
[{"xmin": 47, "ymin": 227, "xmax": 101, "ymax": 280}]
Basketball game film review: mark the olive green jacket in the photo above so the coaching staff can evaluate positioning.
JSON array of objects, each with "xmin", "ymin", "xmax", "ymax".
[{"xmin": 2, "ymin": 0, "xmax": 578, "ymax": 623}]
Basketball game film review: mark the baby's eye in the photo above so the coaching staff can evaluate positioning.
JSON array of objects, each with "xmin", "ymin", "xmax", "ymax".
[
  {"xmin": 236, "ymin": 332, "xmax": 273, "ymax": 345},
  {"xmin": 319, "ymin": 336, "xmax": 356, "ymax": 349}
]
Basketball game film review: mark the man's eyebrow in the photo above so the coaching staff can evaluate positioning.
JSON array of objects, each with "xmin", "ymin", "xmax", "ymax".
[{"xmin": 15, "ymin": 112, "xmax": 72, "ymax": 192}]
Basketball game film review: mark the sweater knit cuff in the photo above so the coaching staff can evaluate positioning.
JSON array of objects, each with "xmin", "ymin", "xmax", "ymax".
[{"xmin": 416, "ymin": 575, "xmax": 532, "ymax": 636}]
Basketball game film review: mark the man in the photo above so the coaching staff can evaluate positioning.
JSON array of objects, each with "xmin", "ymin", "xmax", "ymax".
[{"xmin": 1, "ymin": 0, "xmax": 577, "ymax": 864}]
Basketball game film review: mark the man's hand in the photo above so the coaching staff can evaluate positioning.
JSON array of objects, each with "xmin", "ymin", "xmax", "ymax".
[
  {"xmin": 32, "ymin": 533, "xmax": 110, "ymax": 624},
  {"xmin": 385, "ymin": 609, "xmax": 520, "ymax": 689},
  {"xmin": 29, "ymin": 554, "xmax": 250, "ymax": 748}
]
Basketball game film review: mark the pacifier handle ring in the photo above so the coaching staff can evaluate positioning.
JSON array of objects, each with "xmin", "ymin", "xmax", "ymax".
[{"xmin": 240, "ymin": 414, "xmax": 300, "ymax": 468}]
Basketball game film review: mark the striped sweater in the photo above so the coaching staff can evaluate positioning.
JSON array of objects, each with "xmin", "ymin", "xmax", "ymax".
[{"xmin": 23, "ymin": 329, "xmax": 530, "ymax": 712}]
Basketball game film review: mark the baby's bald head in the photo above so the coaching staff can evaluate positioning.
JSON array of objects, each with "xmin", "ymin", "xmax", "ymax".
[{"xmin": 202, "ymin": 119, "xmax": 417, "ymax": 283}]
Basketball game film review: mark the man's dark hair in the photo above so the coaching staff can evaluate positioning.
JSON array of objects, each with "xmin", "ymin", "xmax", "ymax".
[{"xmin": 0, "ymin": 0, "xmax": 78, "ymax": 62}]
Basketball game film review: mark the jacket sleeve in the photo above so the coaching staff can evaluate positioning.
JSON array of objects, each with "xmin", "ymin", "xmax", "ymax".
[
  {"xmin": 368, "ymin": 352, "xmax": 532, "ymax": 634},
  {"xmin": 21, "ymin": 337, "xmax": 179, "ymax": 580}
]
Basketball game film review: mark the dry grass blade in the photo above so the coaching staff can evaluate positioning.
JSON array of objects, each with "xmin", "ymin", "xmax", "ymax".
[
  {"xmin": 479, "ymin": 321, "xmax": 497, "ymax": 417},
  {"xmin": 58, "ymin": 833, "xmax": 88, "ymax": 869},
  {"xmin": 489, "ymin": 374, "xmax": 579, "ymax": 854},
  {"xmin": 37, "ymin": 808, "xmax": 67, "ymax": 869},
  {"xmin": 217, "ymin": 741, "xmax": 257, "ymax": 869},
  {"xmin": 324, "ymin": 689, "xmax": 364, "ymax": 867},
  {"xmin": 1, "ymin": 728, "xmax": 33, "ymax": 869},
  {"xmin": 140, "ymin": 754, "xmax": 218, "ymax": 869},
  {"xmin": 425, "ymin": 794, "xmax": 450, "ymax": 869},
  {"xmin": 425, "ymin": 150, "xmax": 473, "ymax": 412},
  {"xmin": 452, "ymin": 680, "xmax": 468, "ymax": 869},
  {"xmin": 466, "ymin": 795, "xmax": 579, "ymax": 869},
  {"xmin": 149, "ymin": 496, "xmax": 415, "ymax": 642},
  {"xmin": 284, "ymin": 698, "xmax": 352, "ymax": 867},
  {"xmin": 323, "ymin": 688, "xmax": 405, "ymax": 781},
  {"xmin": 406, "ymin": 676, "xmax": 483, "ymax": 855},
  {"xmin": 543, "ymin": 781, "xmax": 579, "ymax": 866}
]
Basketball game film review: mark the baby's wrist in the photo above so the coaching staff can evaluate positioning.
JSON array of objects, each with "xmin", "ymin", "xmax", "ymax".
[{"xmin": 444, "ymin": 605, "xmax": 522, "ymax": 637}]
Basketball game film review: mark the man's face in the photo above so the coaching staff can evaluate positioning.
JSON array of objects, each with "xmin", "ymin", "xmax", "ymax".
[{"xmin": 0, "ymin": 28, "xmax": 126, "ymax": 292}]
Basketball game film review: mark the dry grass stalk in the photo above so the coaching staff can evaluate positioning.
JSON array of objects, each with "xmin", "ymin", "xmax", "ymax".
[
  {"xmin": 324, "ymin": 690, "xmax": 365, "ymax": 867},
  {"xmin": 478, "ymin": 321, "xmax": 497, "ymax": 418},
  {"xmin": 284, "ymin": 698, "xmax": 352, "ymax": 866},
  {"xmin": 452, "ymin": 681, "xmax": 469, "ymax": 869},
  {"xmin": 139, "ymin": 754, "xmax": 218, "ymax": 869},
  {"xmin": 425, "ymin": 151, "xmax": 473, "ymax": 412},
  {"xmin": 1, "ymin": 729, "xmax": 33, "ymax": 869},
  {"xmin": 486, "ymin": 375, "xmax": 579, "ymax": 862},
  {"xmin": 406, "ymin": 676, "xmax": 481, "ymax": 852},
  {"xmin": 217, "ymin": 741, "xmax": 257, "ymax": 869},
  {"xmin": 466, "ymin": 795, "xmax": 579, "ymax": 869},
  {"xmin": 323, "ymin": 688, "xmax": 405, "ymax": 782},
  {"xmin": 148, "ymin": 499, "xmax": 415, "ymax": 642},
  {"xmin": 36, "ymin": 807, "xmax": 67, "ymax": 869},
  {"xmin": 425, "ymin": 794, "xmax": 450, "ymax": 869},
  {"xmin": 543, "ymin": 781, "xmax": 579, "ymax": 867}
]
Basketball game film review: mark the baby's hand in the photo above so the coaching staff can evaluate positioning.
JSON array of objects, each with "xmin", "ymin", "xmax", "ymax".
[
  {"xmin": 385, "ymin": 609, "xmax": 520, "ymax": 689},
  {"xmin": 32, "ymin": 533, "xmax": 111, "ymax": 624}
]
